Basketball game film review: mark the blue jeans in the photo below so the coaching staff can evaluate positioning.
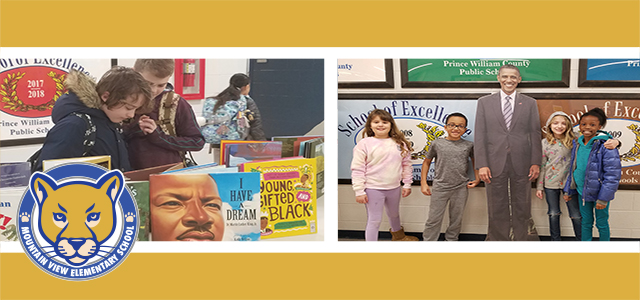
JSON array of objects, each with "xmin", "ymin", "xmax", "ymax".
[
  {"xmin": 579, "ymin": 196, "xmax": 610, "ymax": 241},
  {"xmin": 544, "ymin": 188, "xmax": 581, "ymax": 241}
]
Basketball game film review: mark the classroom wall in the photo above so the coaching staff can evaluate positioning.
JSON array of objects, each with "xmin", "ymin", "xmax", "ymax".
[
  {"xmin": 249, "ymin": 59, "xmax": 324, "ymax": 140},
  {"xmin": 338, "ymin": 59, "xmax": 640, "ymax": 239}
]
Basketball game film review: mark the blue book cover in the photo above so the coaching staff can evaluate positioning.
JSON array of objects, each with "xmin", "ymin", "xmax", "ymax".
[
  {"xmin": 226, "ymin": 142, "xmax": 282, "ymax": 167},
  {"xmin": 0, "ymin": 162, "xmax": 31, "ymax": 188},
  {"xmin": 162, "ymin": 163, "xmax": 219, "ymax": 174}
]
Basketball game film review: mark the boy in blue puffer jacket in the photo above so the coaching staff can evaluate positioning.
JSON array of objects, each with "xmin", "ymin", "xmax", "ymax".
[{"xmin": 564, "ymin": 108, "xmax": 621, "ymax": 241}]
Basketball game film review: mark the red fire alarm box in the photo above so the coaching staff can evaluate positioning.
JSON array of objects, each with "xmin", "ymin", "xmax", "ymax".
[{"xmin": 174, "ymin": 59, "xmax": 205, "ymax": 100}]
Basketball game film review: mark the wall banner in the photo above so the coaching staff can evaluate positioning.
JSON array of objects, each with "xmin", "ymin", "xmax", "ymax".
[
  {"xmin": 337, "ymin": 96, "xmax": 481, "ymax": 180},
  {"xmin": 0, "ymin": 59, "xmax": 112, "ymax": 146}
]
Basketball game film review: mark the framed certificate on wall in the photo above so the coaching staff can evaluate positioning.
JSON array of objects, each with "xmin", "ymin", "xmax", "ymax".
[
  {"xmin": 338, "ymin": 59, "xmax": 394, "ymax": 88},
  {"xmin": 401, "ymin": 59, "xmax": 570, "ymax": 88},
  {"xmin": 578, "ymin": 59, "xmax": 640, "ymax": 87}
]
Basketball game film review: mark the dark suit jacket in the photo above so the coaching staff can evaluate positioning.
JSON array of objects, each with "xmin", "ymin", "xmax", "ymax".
[{"xmin": 474, "ymin": 92, "xmax": 542, "ymax": 177}]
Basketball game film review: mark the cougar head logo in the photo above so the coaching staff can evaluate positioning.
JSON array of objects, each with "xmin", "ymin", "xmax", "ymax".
[{"xmin": 29, "ymin": 170, "xmax": 123, "ymax": 266}]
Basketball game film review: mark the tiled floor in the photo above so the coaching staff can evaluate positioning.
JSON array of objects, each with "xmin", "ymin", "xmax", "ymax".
[{"xmin": 336, "ymin": 231, "xmax": 604, "ymax": 241}]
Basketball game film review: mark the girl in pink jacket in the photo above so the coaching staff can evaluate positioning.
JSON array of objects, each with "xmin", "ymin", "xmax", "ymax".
[{"xmin": 351, "ymin": 109, "xmax": 417, "ymax": 241}]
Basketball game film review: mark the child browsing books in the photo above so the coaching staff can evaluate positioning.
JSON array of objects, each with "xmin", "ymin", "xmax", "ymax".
[
  {"xmin": 124, "ymin": 59, "xmax": 205, "ymax": 170},
  {"xmin": 350, "ymin": 109, "xmax": 418, "ymax": 241},
  {"xmin": 563, "ymin": 108, "xmax": 621, "ymax": 241},
  {"xmin": 34, "ymin": 67, "xmax": 152, "ymax": 172},
  {"xmin": 420, "ymin": 113, "xmax": 480, "ymax": 241}
]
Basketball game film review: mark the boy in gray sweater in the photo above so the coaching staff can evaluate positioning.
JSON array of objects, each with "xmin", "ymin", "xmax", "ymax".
[{"xmin": 420, "ymin": 113, "xmax": 480, "ymax": 241}]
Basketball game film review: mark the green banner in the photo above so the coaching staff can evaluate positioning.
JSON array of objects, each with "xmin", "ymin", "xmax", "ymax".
[{"xmin": 407, "ymin": 59, "xmax": 564, "ymax": 82}]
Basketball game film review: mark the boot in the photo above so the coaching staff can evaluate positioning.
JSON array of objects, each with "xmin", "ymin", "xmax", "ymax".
[{"xmin": 390, "ymin": 226, "xmax": 418, "ymax": 241}]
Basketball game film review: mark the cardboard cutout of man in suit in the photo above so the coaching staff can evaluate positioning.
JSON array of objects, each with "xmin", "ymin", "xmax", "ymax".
[{"xmin": 474, "ymin": 64, "xmax": 542, "ymax": 241}]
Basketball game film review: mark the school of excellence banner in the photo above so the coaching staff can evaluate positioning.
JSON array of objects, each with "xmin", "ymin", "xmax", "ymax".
[
  {"xmin": 405, "ymin": 59, "xmax": 564, "ymax": 82},
  {"xmin": 537, "ymin": 99, "xmax": 640, "ymax": 186},
  {"xmin": 585, "ymin": 59, "xmax": 640, "ymax": 81},
  {"xmin": 337, "ymin": 99, "xmax": 478, "ymax": 180},
  {"xmin": 0, "ymin": 59, "xmax": 112, "ymax": 145}
]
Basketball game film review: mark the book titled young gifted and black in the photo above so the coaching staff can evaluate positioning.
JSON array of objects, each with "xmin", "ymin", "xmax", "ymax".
[{"xmin": 239, "ymin": 157, "xmax": 318, "ymax": 239}]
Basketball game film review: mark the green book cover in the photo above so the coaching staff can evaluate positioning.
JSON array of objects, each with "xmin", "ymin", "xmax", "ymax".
[
  {"xmin": 307, "ymin": 139, "xmax": 324, "ymax": 198},
  {"xmin": 126, "ymin": 181, "xmax": 150, "ymax": 241}
]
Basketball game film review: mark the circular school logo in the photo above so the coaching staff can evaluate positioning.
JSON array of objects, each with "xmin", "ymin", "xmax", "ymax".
[{"xmin": 17, "ymin": 163, "xmax": 138, "ymax": 281}]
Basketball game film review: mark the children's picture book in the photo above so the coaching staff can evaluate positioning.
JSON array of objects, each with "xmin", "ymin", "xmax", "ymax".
[
  {"xmin": 307, "ymin": 140, "xmax": 324, "ymax": 198},
  {"xmin": 304, "ymin": 137, "xmax": 324, "ymax": 157},
  {"xmin": 0, "ymin": 187, "xmax": 23, "ymax": 241},
  {"xmin": 271, "ymin": 135, "xmax": 323, "ymax": 158},
  {"xmin": 123, "ymin": 162, "xmax": 183, "ymax": 181},
  {"xmin": 219, "ymin": 140, "xmax": 275, "ymax": 165},
  {"xmin": 225, "ymin": 142, "xmax": 282, "ymax": 167},
  {"xmin": 42, "ymin": 155, "xmax": 111, "ymax": 171},
  {"xmin": 149, "ymin": 172, "xmax": 261, "ymax": 241},
  {"xmin": 289, "ymin": 137, "xmax": 324, "ymax": 198},
  {"xmin": 126, "ymin": 181, "xmax": 151, "ymax": 241},
  {"xmin": 0, "ymin": 162, "xmax": 31, "ymax": 188},
  {"xmin": 239, "ymin": 157, "xmax": 317, "ymax": 239}
]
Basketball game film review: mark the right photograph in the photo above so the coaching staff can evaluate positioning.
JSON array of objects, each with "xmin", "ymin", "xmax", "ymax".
[{"xmin": 337, "ymin": 58, "xmax": 640, "ymax": 241}]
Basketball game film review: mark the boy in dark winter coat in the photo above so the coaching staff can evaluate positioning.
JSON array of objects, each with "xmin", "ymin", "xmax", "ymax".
[
  {"xmin": 564, "ymin": 108, "xmax": 621, "ymax": 241},
  {"xmin": 124, "ymin": 59, "xmax": 205, "ymax": 170},
  {"xmin": 34, "ymin": 67, "xmax": 153, "ymax": 172}
]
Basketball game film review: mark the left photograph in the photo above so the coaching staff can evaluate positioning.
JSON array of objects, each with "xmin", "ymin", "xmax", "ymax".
[{"xmin": 0, "ymin": 58, "xmax": 324, "ymax": 242}]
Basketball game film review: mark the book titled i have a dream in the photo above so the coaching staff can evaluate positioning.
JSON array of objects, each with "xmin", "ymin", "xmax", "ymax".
[{"xmin": 149, "ymin": 172, "xmax": 261, "ymax": 241}]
